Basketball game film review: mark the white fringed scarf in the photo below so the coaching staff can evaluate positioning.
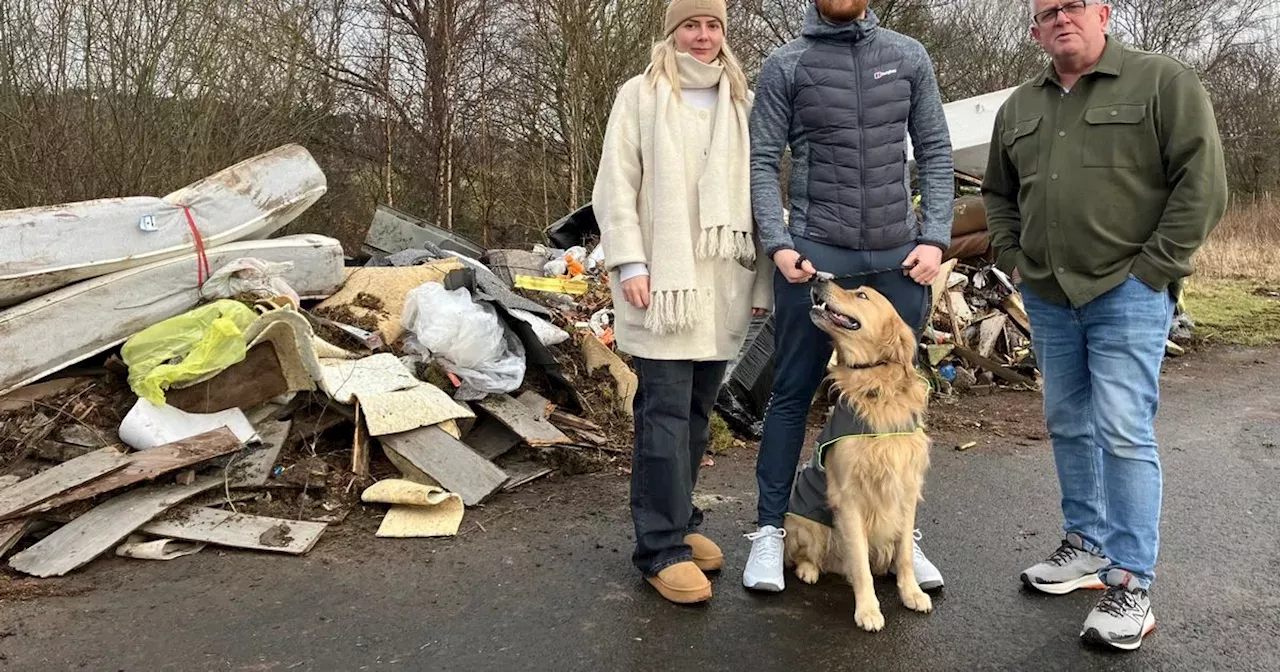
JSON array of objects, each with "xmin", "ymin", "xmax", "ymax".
[{"xmin": 641, "ymin": 51, "xmax": 755, "ymax": 334}]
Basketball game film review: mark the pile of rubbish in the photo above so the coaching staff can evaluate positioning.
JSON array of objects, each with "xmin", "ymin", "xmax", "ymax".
[{"xmin": 0, "ymin": 146, "xmax": 633, "ymax": 580}]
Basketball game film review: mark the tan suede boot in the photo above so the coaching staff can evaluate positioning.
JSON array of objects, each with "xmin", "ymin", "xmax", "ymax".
[
  {"xmin": 646, "ymin": 561, "xmax": 713, "ymax": 604},
  {"xmin": 685, "ymin": 533, "xmax": 724, "ymax": 572}
]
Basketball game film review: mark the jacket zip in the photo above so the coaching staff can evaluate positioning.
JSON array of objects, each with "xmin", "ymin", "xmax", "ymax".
[{"xmin": 853, "ymin": 39, "xmax": 865, "ymax": 249}]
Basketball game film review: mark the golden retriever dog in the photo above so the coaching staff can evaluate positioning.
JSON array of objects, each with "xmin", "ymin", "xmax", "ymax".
[{"xmin": 783, "ymin": 280, "xmax": 933, "ymax": 632}]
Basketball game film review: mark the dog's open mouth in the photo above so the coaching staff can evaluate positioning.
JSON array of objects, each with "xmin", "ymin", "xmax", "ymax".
[{"xmin": 811, "ymin": 301, "xmax": 861, "ymax": 330}]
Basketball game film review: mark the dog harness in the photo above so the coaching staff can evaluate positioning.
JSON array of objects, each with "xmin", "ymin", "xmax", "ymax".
[{"xmin": 786, "ymin": 398, "xmax": 923, "ymax": 528}]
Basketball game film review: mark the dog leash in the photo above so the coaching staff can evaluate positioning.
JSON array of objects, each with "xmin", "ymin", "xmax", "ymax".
[{"xmin": 794, "ymin": 252, "xmax": 913, "ymax": 282}]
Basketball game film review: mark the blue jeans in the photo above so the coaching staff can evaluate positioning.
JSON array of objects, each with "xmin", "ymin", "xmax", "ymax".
[
  {"xmin": 754, "ymin": 238, "xmax": 929, "ymax": 529},
  {"xmin": 1021, "ymin": 275, "xmax": 1175, "ymax": 590}
]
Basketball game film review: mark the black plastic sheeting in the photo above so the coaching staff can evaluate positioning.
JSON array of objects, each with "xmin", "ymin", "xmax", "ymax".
[
  {"xmin": 545, "ymin": 203, "xmax": 599, "ymax": 250},
  {"xmin": 715, "ymin": 313, "xmax": 776, "ymax": 439}
]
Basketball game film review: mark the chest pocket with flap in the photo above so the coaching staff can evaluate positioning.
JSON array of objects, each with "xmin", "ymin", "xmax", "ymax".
[
  {"xmin": 1001, "ymin": 116, "xmax": 1041, "ymax": 178},
  {"xmin": 1082, "ymin": 103, "xmax": 1149, "ymax": 168}
]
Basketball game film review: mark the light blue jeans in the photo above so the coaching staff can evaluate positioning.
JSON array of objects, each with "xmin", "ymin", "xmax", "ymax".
[{"xmin": 1021, "ymin": 275, "xmax": 1175, "ymax": 590}]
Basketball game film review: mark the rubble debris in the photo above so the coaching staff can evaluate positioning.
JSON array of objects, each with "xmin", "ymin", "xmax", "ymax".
[
  {"xmin": 139, "ymin": 506, "xmax": 327, "ymax": 555},
  {"xmin": 360, "ymin": 479, "xmax": 464, "ymax": 538},
  {"xmin": 580, "ymin": 334, "xmax": 638, "ymax": 417},
  {"xmin": 313, "ymin": 259, "xmax": 464, "ymax": 346},
  {"xmin": 9, "ymin": 476, "xmax": 221, "ymax": 577},
  {"xmin": 0, "ymin": 378, "xmax": 92, "ymax": 413}
]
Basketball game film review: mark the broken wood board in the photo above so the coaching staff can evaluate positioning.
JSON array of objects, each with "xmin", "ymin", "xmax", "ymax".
[
  {"xmin": 19, "ymin": 428, "xmax": 242, "ymax": 517},
  {"xmin": 361, "ymin": 479, "xmax": 464, "ymax": 538},
  {"xmin": 0, "ymin": 377, "xmax": 92, "ymax": 412},
  {"xmin": 581, "ymin": 333, "xmax": 639, "ymax": 416},
  {"xmin": 140, "ymin": 505, "xmax": 327, "ymax": 554},
  {"xmin": 954, "ymin": 345, "xmax": 1036, "ymax": 386},
  {"xmin": 461, "ymin": 418, "xmax": 523, "ymax": 461},
  {"xmin": 380, "ymin": 426, "xmax": 508, "ymax": 507},
  {"xmin": 476, "ymin": 394, "xmax": 571, "ymax": 448},
  {"xmin": 516, "ymin": 390, "xmax": 555, "ymax": 419},
  {"xmin": 167, "ymin": 342, "xmax": 290, "ymax": 414},
  {"xmin": 928, "ymin": 259, "xmax": 959, "ymax": 319},
  {"xmin": 944, "ymin": 292, "xmax": 971, "ymax": 348},
  {"xmin": 8, "ymin": 476, "xmax": 222, "ymax": 577},
  {"xmin": 352, "ymin": 401, "xmax": 371, "ymax": 477},
  {"xmin": 314, "ymin": 260, "xmax": 464, "ymax": 345},
  {"xmin": 0, "ymin": 447, "xmax": 131, "ymax": 520},
  {"xmin": 56, "ymin": 424, "xmax": 113, "ymax": 448},
  {"xmin": 228, "ymin": 419, "xmax": 290, "ymax": 488},
  {"xmin": 977, "ymin": 314, "xmax": 1008, "ymax": 359},
  {"xmin": 1, "ymin": 519, "xmax": 32, "ymax": 558}
]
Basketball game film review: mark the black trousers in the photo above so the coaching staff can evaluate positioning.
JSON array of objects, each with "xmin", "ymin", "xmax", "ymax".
[{"xmin": 629, "ymin": 357, "xmax": 728, "ymax": 576}]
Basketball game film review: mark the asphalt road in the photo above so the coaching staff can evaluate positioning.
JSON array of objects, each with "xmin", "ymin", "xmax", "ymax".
[{"xmin": 2, "ymin": 346, "xmax": 1277, "ymax": 671}]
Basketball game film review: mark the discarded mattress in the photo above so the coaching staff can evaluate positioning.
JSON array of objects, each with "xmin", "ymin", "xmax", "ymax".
[
  {"xmin": 0, "ymin": 234, "xmax": 345, "ymax": 396},
  {"xmin": 906, "ymin": 87, "xmax": 1016, "ymax": 179},
  {"xmin": 0, "ymin": 144, "xmax": 327, "ymax": 307}
]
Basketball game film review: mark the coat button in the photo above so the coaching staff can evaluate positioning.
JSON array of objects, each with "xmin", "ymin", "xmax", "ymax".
[
  {"xmin": 1051, "ymin": 173, "xmax": 1059, "ymax": 180},
  {"xmin": 1056, "ymin": 267, "xmax": 1065, "ymax": 273},
  {"xmin": 1110, "ymin": 109, "xmax": 1118, "ymax": 116},
  {"xmin": 1058, "ymin": 131, "xmax": 1066, "ymax": 137}
]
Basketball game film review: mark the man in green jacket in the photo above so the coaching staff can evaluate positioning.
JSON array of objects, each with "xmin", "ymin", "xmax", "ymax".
[{"xmin": 981, "ymin": 0, "xmax": 1228, "ymax": 651}]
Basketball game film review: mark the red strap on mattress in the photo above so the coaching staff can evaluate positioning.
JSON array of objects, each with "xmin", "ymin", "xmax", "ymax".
[{"xmin": 180, "ymin": 205, "xmax": 212, "ymax": 286}]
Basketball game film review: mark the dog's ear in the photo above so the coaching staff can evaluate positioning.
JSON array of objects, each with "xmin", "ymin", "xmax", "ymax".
[{"xmin": 883, "ymin": 321, "xmax": 917, "ymax": 366}]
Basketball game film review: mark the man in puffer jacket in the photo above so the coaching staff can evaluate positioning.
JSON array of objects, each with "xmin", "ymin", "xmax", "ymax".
[{"xmin": 742, "ymin": 0, "xmax": 954, "ymax": 593}]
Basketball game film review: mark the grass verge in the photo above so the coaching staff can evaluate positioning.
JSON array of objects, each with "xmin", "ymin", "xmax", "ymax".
[{"xmin": 1182, "ymin": 279, "xmax": 1280, "ymax": 346}]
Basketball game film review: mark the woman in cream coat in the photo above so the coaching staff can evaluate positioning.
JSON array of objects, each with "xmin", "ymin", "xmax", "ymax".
[{"xmin": 593, "ymin": 0, "xmax": 772, "ymax": 605}]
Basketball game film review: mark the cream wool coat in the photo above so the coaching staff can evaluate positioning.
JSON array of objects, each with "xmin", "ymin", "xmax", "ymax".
[{"xmin": 594, "ymin": 61, "xmax": 773, "ymax": 362}]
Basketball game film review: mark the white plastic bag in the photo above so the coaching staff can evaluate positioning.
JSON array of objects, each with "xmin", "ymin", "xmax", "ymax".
[
  {"xmin": 201, "ymin": 257, "xmax": 301, "ymax": 306},
  {"xmin": 401, "ymin": 282, "xmax": 525, "ymax": 399}
]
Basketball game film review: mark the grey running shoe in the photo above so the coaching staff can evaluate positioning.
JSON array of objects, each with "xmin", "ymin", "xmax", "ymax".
[
  {"xmin": 1020, "ymin": 533, "xmax": 1108, "ymax": 595},
  {"xmin": 1081, "ymin": 570, "xmax": 1156, "ymax": 651}
]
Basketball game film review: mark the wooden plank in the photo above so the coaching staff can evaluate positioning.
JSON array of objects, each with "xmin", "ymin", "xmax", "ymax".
[
  {"xmin": 228, "ymin": 419, "xmax": 290, "ymax": 488},
  {"xmin": 8, "ymin": 476, "xmax": 221, "ymax": 577},
  {"xmin": 380, "ymin": 426, "xmax": 508, "ymax": 507},
  {"xmin": 0, "ymin": 447, "xmax": 131, "ymax": 520},
  {"xmin": 548, "ymin": 410, "xmax": 602, "ymax": 434},
  {"xmin": 516, "ymin": 390, "xmax": 554, "ymax": 418},
  {"xmin": 20, "ymin": 428, "xmax": 242, "ymax": 516},
  {"xmin": 945, "ymin": 292, "xmax": 970, "ymax": 348},
  {"xmin": 352, "ymin": 401, "xmax": 371, "ymax": 476},
  {"xmin": 140, "ymin": 505, "xmax": 327, "ymax": 555},
  {"xmin": 953, "ymin": 345, "xmax": 1036, "ymax": 386},
  {"xmin": 0, "ymin": 519, "xmax": 32, "ymax": 558},
  {"xmin": 977, "ymin": 314, "xmax": 1008, "ymax": 359},
  {"xmin": 462, "ymin": 418, "xmax": 522, "ymax": 461},
  {"xmin": 167, "ymin": 343, "xmax": 289, "ymax": 414},
  {"xmin": 476, "ymin": 394, "xmax": 571, "ymax": 447}
]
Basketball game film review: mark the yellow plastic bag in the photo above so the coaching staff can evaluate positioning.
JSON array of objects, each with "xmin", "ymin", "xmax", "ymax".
[{"xmin": 122, "ymin": 300, "xmax": 259, "ymax": 405}]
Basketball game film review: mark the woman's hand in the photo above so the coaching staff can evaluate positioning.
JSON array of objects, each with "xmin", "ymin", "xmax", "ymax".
[{"xmin": 622, "ymin": 276, "xmax": 651, "ymax": 309}]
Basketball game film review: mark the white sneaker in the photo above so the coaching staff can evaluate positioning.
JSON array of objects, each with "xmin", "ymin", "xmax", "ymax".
[
  {"xmin": 742, "ymin": 525, "xmax": 787, "ymax": 592},
  {"xmin": 889, "ymin": 529, "xmax": 944, "ymax": 591}
]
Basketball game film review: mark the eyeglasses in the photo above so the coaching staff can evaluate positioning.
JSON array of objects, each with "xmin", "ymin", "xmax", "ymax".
[{"xmin": 1033, "ymin": 0, "xmax": 1093, "ymax": 26}]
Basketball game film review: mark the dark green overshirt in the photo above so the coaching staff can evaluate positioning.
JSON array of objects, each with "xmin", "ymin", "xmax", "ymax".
[{"xmin": 981, "ymin": 35, "xmax": 1229, "ymax": 307}]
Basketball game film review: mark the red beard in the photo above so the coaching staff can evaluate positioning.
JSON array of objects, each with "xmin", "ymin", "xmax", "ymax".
[{"xmin": 816, "ymin": 0, "xmax": 869, "ymax": 22}]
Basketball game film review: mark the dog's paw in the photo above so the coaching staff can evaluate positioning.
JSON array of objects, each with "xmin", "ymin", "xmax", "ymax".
[
  {"xmin": 854, "ymin": 604, "xmax": 885, "ymax": 632},
  {"xmin": 795, "ymin": 562, "xmax": 820, "ymax": 585},
  {"xmin": 901, "ymin": 588, "xmax": 933, "ymax": 614}
]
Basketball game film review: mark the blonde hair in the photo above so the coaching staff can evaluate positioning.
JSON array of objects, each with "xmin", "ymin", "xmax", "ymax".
[{"xmin": 645, "ymin": 34, "xmax": 750, "ymax": 103}]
